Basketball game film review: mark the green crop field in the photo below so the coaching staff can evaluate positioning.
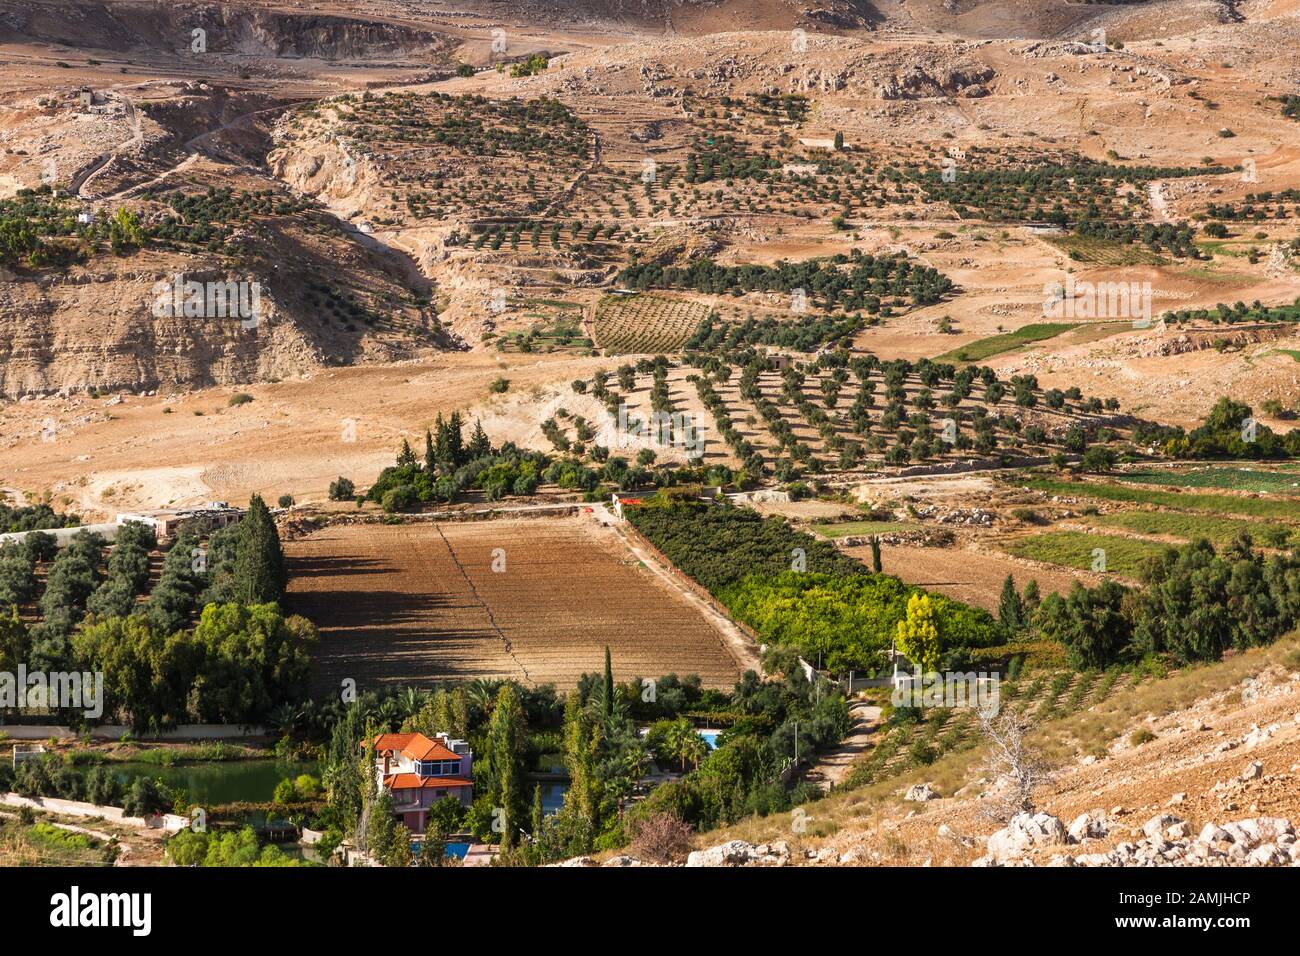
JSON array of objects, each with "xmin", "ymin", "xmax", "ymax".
[
  {"xmin": 936, "ymin": 323, "xmax": 1078, "ymax": 362},
  {"xmin": 1002, "ymin": 531, "xmax": 1169, "ymax": 578},
  {"xmin": 1087, "ymin": 511, "xmax": 1296, "ymax": 549},
  {"xmin": 1113, "ymin": 467, "xmax": 1300, "ymax": 495},
  {"xmin": 810, "ymin": 521, "xmax": 920, "ymax": 539},
  {"xmin": 1026, "ymin": 478, "xmax": 1300, "ymax": 521}
]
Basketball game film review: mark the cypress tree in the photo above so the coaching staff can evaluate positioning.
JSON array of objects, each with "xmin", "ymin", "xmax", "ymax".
[
  {"xmin": 486, "ymin": 685, "xmax": 526, "ymax": 849},
  {"xmin": 1022, "ymin": 579, "xmax": 1041, "ymax": 618},
  {"xmin": 232, "ymin": 494, "xmax": 287, "ymax": 605},
  {"xmin": 530, "ymin": 784, "xmax": 543, "ymax": 840},
  {"xmin": 468, "ymin": 419, "xmax": 492, "ymax": 460},
  {"xmin": 424, "ymin": 429, "xmax": 436, "ymax": 473},
  {"xmin": 603, "ymin": 645, "xmax": 614, "ymax": 717},
  {"xmin": 998, "ymin": 574, "xmax": 1024, "ymax": 630},
  {"xmin": 433, "ymin": 413, "xmax": 452, "ymax": 472},
  {"xmin": 396, "ymin": 438, "xmax": 417, "ymax": 468},
  {"xmin": 448, "ymin": 410, "xmax": 465, "ymax": 467},
  {"xmin": 870, "ymin": 536, "xmax": 882, "ymax": 573}
]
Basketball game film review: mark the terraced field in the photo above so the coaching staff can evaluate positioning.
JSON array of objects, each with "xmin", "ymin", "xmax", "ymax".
[
  {"xmin": 847, "ymin": 666, "xmax": 1145, "ymax": 788},
  {"xmin": 1085, "ymin": 511, "xmax": 1297, "ymax": 549},
  {"xmin": 285, "ymin": 516, "xmax": 745, "ymax": 694}
]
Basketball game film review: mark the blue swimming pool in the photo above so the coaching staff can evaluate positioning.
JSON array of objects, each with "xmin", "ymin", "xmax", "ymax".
[
  {"xmin": 412, "ymin": 840, "xmax": 471, "ymax": 859},
  {"xmin": 698, "ymin": 730, "xmax": 721, "ymax": 750}
]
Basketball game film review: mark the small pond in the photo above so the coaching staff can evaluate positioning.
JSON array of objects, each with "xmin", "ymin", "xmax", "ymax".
[{"xmin": 109, "ymin": 759, "xmax": 320, "ymax": 806}]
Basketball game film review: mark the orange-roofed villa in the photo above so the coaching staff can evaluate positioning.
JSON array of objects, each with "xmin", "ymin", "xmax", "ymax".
[{"xmin": 370, "ymin": 732, "xmax": 474, "ymax": 833}]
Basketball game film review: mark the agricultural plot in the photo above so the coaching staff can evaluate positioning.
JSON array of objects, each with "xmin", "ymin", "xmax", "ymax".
[
  {"xmin": 1113, "ymin": 466, "xmax": 1300, "ymax": 494},
  {"xmin": 935, "ymin": 323, "xmax": 1078, "ymax": 363},
  {"xmin": 848, "ymin": 667, "xmax": 1141, "ymax": 788},
  {"xmin": 674, "ymin": 354, "xmax": 1127, "ymax": 477},
  {"xmin": 1026, "ymin": 478, "xmax": 1300, "ymax": 521},
  {"xmin": 1001, "ymin": 531, "xmax": 1169, "ymax": 579},
  {"xmin": 842, "ymin": 542, "xmax": 1089, "ymax": 613},
  {"xmin": 1084, "ymin": 511, "xmax": 1296, "ymax": 549},
  {"xmin": 284, "ymin": 517, "xmax": 745, "ymax": 694},
  {"xmin": 811, "ymin": 520, "xmax": 920, "ymax": 539},
  {"xmin": 1041, "ymin": 234, "xmax": 1167, "ymax": 265},
  {"xmin": 591, "ymin": 294, "xmax": 710, "ymax": 354}
]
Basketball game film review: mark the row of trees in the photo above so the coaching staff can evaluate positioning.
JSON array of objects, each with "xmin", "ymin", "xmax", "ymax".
[
  {"xmin": 618, "ymin": 249, "xmax": 954, "ymax": 311},
  {"xmin": 627, "ymin": 498, "xmax": 1003, "ymax": 670},
  {"xmin": 1036, "ymin": 534, "xmax": 1300, "ymax": 668},
  {"xmin": 1, "ymin": 495, "xmax": 298, "ymax": 728}
]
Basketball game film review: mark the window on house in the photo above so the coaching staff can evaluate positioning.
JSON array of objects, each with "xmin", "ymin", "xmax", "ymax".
[{"xmin": 417, "ymin": 759, "xmax": 460, "ymax": 776}]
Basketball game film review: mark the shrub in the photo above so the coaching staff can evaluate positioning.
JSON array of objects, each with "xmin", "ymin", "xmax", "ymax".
[
  {"xmin": 627, "ymin": 811, "xmax": 694, "ymax": 863},
  {"xmin": 380, "ymin": 484, "xmax": 421, "ymax": 513},
  {"xmin": 328, "ymin": 477, "xmax": 355, "ymax": 501}
]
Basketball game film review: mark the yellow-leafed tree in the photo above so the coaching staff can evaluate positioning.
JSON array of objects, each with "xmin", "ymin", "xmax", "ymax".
[{"xmin": 896, "ymin": 592, "xmax": 941, "ymax": 674}]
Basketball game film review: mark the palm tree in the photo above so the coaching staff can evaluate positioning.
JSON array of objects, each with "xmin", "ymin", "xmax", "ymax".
[
  {"xmin": 666, "ymin": 717, "xmax": 708, "ymax": 772},
  {"xmin": 464, "ymin": 679, "xmax": 500, "ymax": 723},
  {"xmin": 376, "ymin": 697, "xmax": 403, "ymax": 731},
  {"xmin": 399, "ymin": 687, "xmax": 426, "ymax": 722}
]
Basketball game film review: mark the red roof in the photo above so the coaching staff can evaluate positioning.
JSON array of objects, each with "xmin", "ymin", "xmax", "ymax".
[
  {"xmin": 383, "ymin": 774, "xmax": 473, "ymax": 791},
  {"xmin": 372, "ymin": 732, "xmax": 460, "ymax": 763}
]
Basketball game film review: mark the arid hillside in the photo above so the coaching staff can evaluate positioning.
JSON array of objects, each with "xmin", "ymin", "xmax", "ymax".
[
  {"xmin": 566, "ymin": 632, "xmax": 1300, "ymax": 867},
  {"xmin": 1, "ymin": 0, "xmax": 1298, "ymax": 513}
]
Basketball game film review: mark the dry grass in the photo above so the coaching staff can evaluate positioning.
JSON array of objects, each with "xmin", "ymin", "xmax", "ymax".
[{"xmin": 682, "ymin": 633, "xmax": 1300, "ymax": 857}]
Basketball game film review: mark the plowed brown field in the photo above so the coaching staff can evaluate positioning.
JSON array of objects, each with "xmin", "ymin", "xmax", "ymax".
[{"xmin": 285, "ymin": 516, "xmax": 746, "ymax": 694}]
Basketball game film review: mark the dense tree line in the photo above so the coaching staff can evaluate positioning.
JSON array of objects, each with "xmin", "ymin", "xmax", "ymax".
[
  {"xmin": 626, "ymin": 500, "xmax": 1001, "ymax": 670},
  {"xmin": 1162, "ymin": 298, "xmax": 1300, "ymax": 327},
  {"xmin": 618, "ymin": 249, "xmax": 953, "ymax": 310},
  {"xmin": 1072, "ymin": 220, "xmax": 1203, "ymax": 258},
  {"xmin": 0, "ymin": 502, "xmax": 79, "ymax": 534},
  {"xmin": 1, "ymin": 495, "xmax": 297, "ymax": 728},
  {"xmin": 0, "ymin": 758, "xmax": 169, "ymax": 818},
  {"xmin": 685, "ymin": 311, "xmax": 863, "ymax": 353},
  {"xmin": 1133, "ymin": 397, "xmax": 1300, "ymax": 460},
  {"xmin": 1037, "ymin": 534, "xmax": 1300, "ymax": 669}
]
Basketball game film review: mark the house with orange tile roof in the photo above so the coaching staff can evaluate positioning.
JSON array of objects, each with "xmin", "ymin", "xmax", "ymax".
[{"xmin": 370, "ymin": 732, "xmax": 474, "ymax": 833}]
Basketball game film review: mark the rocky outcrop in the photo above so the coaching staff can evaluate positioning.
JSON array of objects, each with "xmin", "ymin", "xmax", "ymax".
[
  {"xmin": 879, "ymin": 66, "xmax": 995, "ymax": 100},
  {"xmin": 686, "ymin": 839, "xmax": 792, "ymax": 867},
  {"xmin": 977, "ymin": 811, "xmax": 1298, "ymax": 867}
]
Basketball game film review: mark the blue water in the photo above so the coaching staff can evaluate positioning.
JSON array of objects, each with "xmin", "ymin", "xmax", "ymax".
[
  {"xmin": 412, "ymin": 841, "xmax": 471, "ymax": 859},
  {"xmin": 698, "ymin": 730, "xmax": 721, "ymax": 750},
  {"xmin": 539, "ymin": 781, "xmax": 567, "ymax": 814}
]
